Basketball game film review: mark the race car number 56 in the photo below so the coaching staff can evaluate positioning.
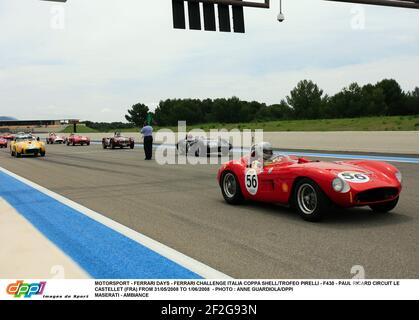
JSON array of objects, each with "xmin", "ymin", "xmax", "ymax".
[
  {"xmin": 245, "ymin": 169, "xmax": 258, "ymax": 195},
  {"xmin": 338, "ymin": 172, "xmax": 370, "ymax": 183}
]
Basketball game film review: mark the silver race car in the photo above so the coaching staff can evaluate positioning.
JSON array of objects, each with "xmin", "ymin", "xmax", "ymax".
[{"xmin": 176, "ymin": 135, "xmax": 232, "ymax": 157}]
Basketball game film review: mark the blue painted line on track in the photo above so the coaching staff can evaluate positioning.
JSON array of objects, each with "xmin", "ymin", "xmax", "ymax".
[
  {"xmin": 0, "ymin": 171, "xmax": 201, "ymax": 279},
  {"xmin": 277, "ymin": 151, "xmax": 419, "ymax": 164}
]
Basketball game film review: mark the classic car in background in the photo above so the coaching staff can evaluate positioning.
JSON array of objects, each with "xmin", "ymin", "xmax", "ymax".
[
  {"xmin": 46, "ymin": 133, "xmax": 66, "ymax": 144},
  {"xmin": 102, "ymin": 132, "xmax": 134, "ymax": 149},
  {"xmin": 67, "ymin": 133, "xmax": 91, "ymax": 146},
  {"xmin": 177, "ymin": 135, "xmax": 232, "ymax": 157},
  {"xmin": 0, "ymin": 137, "xmax": 8, "ymax": 148}
]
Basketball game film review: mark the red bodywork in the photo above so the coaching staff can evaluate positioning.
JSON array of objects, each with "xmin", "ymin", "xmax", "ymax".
[
  {"xmin": 67, "ymin": 134, "xmax": 90, "ymax": 146},
  {"xmin": 0, "ymin": 138, "xmax": 8, "ymax": 148},
  {"xmin": 1, "ymin": 133, "xmax": 14, "ymax": 140},
  {"xmin": 217, "ymin": 155, "xmax": 402, "ymax": 208}
]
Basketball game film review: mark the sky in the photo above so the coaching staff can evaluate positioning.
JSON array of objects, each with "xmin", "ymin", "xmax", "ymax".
[{"xmin": 0, "ymin": 0, "xmax": 418, "ymax": 122}]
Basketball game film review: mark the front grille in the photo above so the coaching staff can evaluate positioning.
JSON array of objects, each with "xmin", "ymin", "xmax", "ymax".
[
  {"xmin": 25, "ymin": 149, "xmax": 40, "ymax": 154},
  {"xmin": 355, "ymin": 188, "xmax": 399, "ymax": 203}
]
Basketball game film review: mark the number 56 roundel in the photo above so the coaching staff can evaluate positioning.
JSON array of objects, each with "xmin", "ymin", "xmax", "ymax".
[{"xmin": 245, "ymin": 169, "xmax": 258, "ymax": 195}]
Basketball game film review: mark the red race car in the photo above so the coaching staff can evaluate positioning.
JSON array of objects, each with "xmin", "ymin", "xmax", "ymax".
[
  {"xmin": 46, "ymin": 133, "xmax": 66, "ymax": 144},
  {"xmin": 0, "ymin": 137, "xmax": 8, "ymax": 148},
  {"xmin": 67, "ymin": 133, "xmax": 90, "ymax": 146},
  {"xmin": 1, "ymin": 133, "xmax": 15, "ymax": 140},
  {"xmin": 102, "ymin": 132, "xmax": 134, "ymax": 149},
  {"xmin": 217, "ymin": 142, "xmax": 402, "ymax": 222}
]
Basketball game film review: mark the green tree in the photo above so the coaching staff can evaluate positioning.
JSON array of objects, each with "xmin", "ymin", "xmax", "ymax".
[
  {"xmin": 125, "ymin": 103, "xmax": 149, "ymax": 127},
  {"xmin": 287, "ymin": 80, "xmax": 325, "ymax": 119},
  {"xmin": 404, "ymin": 87, "xmax": 419, "ymax": 115},
  {"xmin": 325, "ymin": 83, "xmax": 364, "ymax": 118},
  {"xmin": 375, "ymin": 79, "xmax": 404, "ymax": 116}
]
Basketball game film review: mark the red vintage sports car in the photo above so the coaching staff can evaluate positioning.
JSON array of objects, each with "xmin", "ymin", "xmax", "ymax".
[
  {"xmin": 217, "ymin": 144, "xmax": 402, "ymax": 222},
  {"xmin": 0, "ymin": 137, "xmax": 8, "ymax": 148},
  {"xmin": 46, "ymin": 133, "xmax": 66, "ymax": 144},
  {"xmin": 1, "ymin": 133, "xmax": 15, "ymax": 140},
  {"xmin": 102, "ymin": 132, "xmax": 134, "ymax": 149},
  {"xmin": 67, "ymin": 134, "xmax": 90, "ymax": 146}
]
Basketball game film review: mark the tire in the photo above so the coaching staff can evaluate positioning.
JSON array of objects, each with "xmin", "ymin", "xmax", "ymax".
[
  {"xmin": 11, "ymin": 150, "xmax": 15, "ymax": 157},
  {"xmin": 40, "ymin": 151, "xmax": 45, "ymax": 157},
  {"xmin": 220, "ymin": 171, "xmax": 244, "ymax": 205},
  {"xmin": 111, "ymin": 141, "xmax": 116, "ymax": 149},
  {"xmin": 130, "ymin": 143, "xmax": 134, "ymax": 149},
  {"xmin": 87, "ymin": 142, "xmax": 90, "ymax": 146},
  {"xmin": 293, "ymin": 178, "xmax": 329, "ymax": 222},
  {"xmin": 102, "ymin": 142, "xmax": 107, "ymax": 149},
  {"xmin": 67, "ymin": 141, "xmax": 70, "ymax": 146},
  {"xmin": 16, "ymin": 152, "xmax": 21, "ymax": 158},
  {"xmin": 369, "ymin": 197, "xmax": 399, "ymax": 213}
]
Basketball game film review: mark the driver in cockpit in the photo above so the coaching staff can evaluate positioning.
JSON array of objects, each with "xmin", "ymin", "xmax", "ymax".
[{"xmin": 250, "ymin": 142, "xmax": 275, "ymax": 168}]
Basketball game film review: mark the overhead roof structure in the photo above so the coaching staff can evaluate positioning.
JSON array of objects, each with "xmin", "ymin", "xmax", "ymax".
[{"xmin": 40, "ymin": 0, "xmax": 419, "ymax": 33}]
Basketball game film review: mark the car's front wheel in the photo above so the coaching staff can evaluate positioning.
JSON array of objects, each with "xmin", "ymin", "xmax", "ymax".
[
  {"xmin": 221, "ymin": 171, "xmax": 244, "ymax": 205},
  {"xmin": 293, "ymin": 178, "xmax": 329, "ymax": 222},
  {"xmin": 369, "ymin": 197, "xmax": 399, "ymax": 213}
]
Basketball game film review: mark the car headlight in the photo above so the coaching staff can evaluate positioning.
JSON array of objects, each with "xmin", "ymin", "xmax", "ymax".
[
  {"xmin": 332, "ymin": 178, "xmax": 350, "ymax": 193},
  {"xmin": 395, "ymin": 171, "xmax": 402, "ymax": 183}
]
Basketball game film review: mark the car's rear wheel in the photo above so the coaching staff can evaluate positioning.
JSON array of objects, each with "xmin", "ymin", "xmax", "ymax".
[
  {"xmin": 16, "ymin": 152, "xmax": 21, "ymax": 158},
  {"xmin": 102, "ymin": 142, "xmax": 107, "ymax": 149},
  {"xmin": 221, "ymin": 171, "xmax": 244, "ymax": 205},
  {"xmin": 11, "ymin": 150, "xmax": 15, "ymax": 157},
  {"xmin": 40, "ymin": 151, "xmax": 45, "ymax": 157},
  {"xmin": 293, "ymin": 178, "xmax": 329, "ymax": 222},
  {"xmin": 130, "ymin": 143, "xmax": 134, "ymax": 149},
  {"xmin": 369, "ymin": 197, "xmax": 399, "ymax": 213}
]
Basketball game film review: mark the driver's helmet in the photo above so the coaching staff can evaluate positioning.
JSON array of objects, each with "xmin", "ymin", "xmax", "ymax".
[
  {"xmin": 186, "ymin": 134, "xmax": 194, "ymax": 141},
  {"xmin": 251, "ymin": 142, "xmax": 274, "ymax": 161},
  {"xmin": 115, "ymin": 132, "xmax": 121, "ymax": 137}
]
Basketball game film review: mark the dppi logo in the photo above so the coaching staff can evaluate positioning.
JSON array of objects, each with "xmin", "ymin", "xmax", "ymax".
[{"xmin": 6, "ymin": 280, "xmax": 46, "ymax": 298}]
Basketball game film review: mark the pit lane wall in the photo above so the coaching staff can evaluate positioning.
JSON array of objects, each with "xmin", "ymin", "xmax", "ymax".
[{"xmin": 38, "ymin": 131, "xmax": 419, "ymax": 155}]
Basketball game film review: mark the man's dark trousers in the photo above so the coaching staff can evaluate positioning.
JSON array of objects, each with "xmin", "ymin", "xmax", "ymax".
[{"xmin": 144, "ymin": 136, "xmax": 153, "ymax": 160}]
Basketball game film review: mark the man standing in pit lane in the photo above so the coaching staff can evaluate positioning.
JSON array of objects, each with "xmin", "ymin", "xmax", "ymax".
[{"xmin": 141, "ymin": 122, "xmax": 153, "ymax": 160}]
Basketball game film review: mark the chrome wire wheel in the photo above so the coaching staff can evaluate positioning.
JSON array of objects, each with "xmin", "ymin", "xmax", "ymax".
[
  {"xmin": 297, "ymin": 183, "xmax": 318, "ymax": 215},
  {"xmin": 223, "ymin": 173, "xmax": 237, "ymax": 199}
]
